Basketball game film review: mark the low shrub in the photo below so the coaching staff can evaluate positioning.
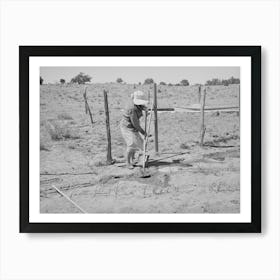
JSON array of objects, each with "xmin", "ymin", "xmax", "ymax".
[
  {"xmin": 180, "ymin": 143, "xmax": 191, "ymax": 150},
  {"xmin": 40, "ymin": 142, "xmax": 49, "ymax": 151},
  {"xmin": 46, "ymin": 121, "xmax": 79, "ymax": 141},
  {"xmin": 57, "ymin": 113, "xmax": 73, "ymax": 120}
]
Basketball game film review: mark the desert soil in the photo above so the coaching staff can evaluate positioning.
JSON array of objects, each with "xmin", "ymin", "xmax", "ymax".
[{"xmin": 40, "ymin": 83, "xmax": 240, "ymax": 213}]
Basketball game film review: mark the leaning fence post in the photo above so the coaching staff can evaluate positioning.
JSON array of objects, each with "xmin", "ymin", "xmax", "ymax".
[
  {"xmin": 103, "ymin": 90, "xmax": 113, "ymax": 164},
  {"xmin": 83, "ymin": 86, "xmax": 94, "ymax": 126},
  {"xmin": 153, "ymin": 83, "xmax": 159, "ymax": 153},
  {"xmin": 200, "ymin": 87, "xmax": 207, "ymax": 146}
]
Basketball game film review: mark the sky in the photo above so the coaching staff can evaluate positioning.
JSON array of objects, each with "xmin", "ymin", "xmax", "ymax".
[{"xmin": 40, "ymin": 66, "xmax": 240, "ymax": 85}]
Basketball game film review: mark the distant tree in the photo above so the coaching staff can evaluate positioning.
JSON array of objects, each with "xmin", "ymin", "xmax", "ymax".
[
  {"xmin": 206, "ymin": 78, "xmax": 221, "ymax": 86},
  {"xmin": 228, "ymin": 76, "xmax": 240, "ymax": 84},
  {"xmin": 212, "ymin": 78, "xmax": 221, "ymax": 85},
  {"xmin": 60, "ymin": 79, "xmax": 66, "ymax": 85},
  {"xmin": 168, "ymin": 83, "xmax": 173, "ymax": 86},
  {"xmin": 40, "ymin": 76, "xmax": 43, "ymax": 85},
  {"xmin": 116, "ymin": 78, "xmax": 123, "ymax": 83},
  {"xmin": 222, "ymin": 79, "xmax": 229, "ymax": 86},
  {"xmin": 180, "ymin": 79, "xmax": 190, "ymax": 86},
  {"xmin": 70, "ymin": 72, "xmax": 92, "ymax": 84},
  {"xmin": 159, "ymin": 81, "xmax": 166, "ymax": 85},
  {"xmin": 138, "ymin": 82, "xmax": 141, "ymax": 85},
  {"xmin": 206, "ymin": 76, "xmax": 240, "ymax": 86},
  {"xmin": 144, "ymin": 78, "xmax": 154, "ymax": 85}
]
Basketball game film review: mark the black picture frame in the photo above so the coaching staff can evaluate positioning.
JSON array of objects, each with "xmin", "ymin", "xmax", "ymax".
[{"xmin": 20, "ymin": 46, "xmax": 261, "ymax": 233}]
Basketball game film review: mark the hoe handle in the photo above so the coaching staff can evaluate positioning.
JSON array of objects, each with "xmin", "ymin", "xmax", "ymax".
[{"xmin": 142, "ymin": 100, "xmax": 154, "ymax": 170}]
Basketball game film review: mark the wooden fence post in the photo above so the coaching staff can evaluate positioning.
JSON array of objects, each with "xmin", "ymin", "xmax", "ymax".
[
  {"xmin": 103, "ymin": 90, "xmax": 113, "ymax": 164},
  {"xmin": 200, "ymin": 87, "xmax": 207, "ymax": 146},
  {"xmin": 83, "ymin": 86, "xmax": 88, "ymax": 114},
  {"xmin": 145, "ymin": 91, "xmax": 150, "ymax": 133},
  {"xmin": 153, "ymin": 83, "xmax": 159, "ymax": 153},
  {"xmin": 83, "ymin": 87, "xmax": 94, "ymax": 126},
  {"xmin": 198, "ymin": 85, "xmax": 201, "ymax": 103}
]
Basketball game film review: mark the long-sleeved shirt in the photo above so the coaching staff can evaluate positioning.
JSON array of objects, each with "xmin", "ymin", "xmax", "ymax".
[{"xmin": 121, "ymin": 101, "xmax": 145, "ymax": 135}]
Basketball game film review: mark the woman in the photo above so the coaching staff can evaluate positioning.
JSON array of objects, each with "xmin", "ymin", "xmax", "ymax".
[{"xmin": 120, "ymin": 91, "xmax": 149, "ymax": 169}]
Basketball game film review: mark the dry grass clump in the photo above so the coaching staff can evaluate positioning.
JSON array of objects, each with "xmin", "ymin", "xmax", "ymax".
[
  {"xmin": 209, "ymin": 181, "xmax": 239, "ymax": 193},
  {"xmin": 57, "ymin": 113, "xmax": 73, "ymax": 120},
  {"xmin": 180, "ymin": 143, "xmax": 191, "ymax": 150},
  {"xmin": 205, "ymin": 133, "xmax": 239, "ymax": 146},
  {"xmin": 68, "ymin": 143, "xmax": 76, "ymax": 149},
  {"xmin": 40, "ymin": 142, "xmax": 49, "ymax": 151},
  {"xmin": 45, "ymin": 120, "xmax": 80, "ymax": 141},
  {"xmin": 88, "ymin": 159, "xmax": 108, "ymax": 167},
  {"xmin": 40, "ymin": 122, "xmax": 52, "ymax": 151}
]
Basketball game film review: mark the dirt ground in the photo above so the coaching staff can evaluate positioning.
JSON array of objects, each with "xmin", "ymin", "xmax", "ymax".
[{"xmin": 40, "ymin": 83, "xmax": 240, "ymax": 213}]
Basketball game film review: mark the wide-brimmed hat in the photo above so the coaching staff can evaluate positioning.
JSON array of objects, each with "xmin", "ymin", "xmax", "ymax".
[{"xmin": 132, "ymin": 91, "xmax": 149, "ymax": 106}]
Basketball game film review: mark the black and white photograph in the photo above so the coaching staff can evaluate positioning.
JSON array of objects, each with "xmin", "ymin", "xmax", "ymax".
[
  {"xmin": 39, "ymin": 66, "xmax": 241, "ymax": 214},
  {"xmin": 19, "ymin": 46, "xmax": 260, "ymax": 232}
]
